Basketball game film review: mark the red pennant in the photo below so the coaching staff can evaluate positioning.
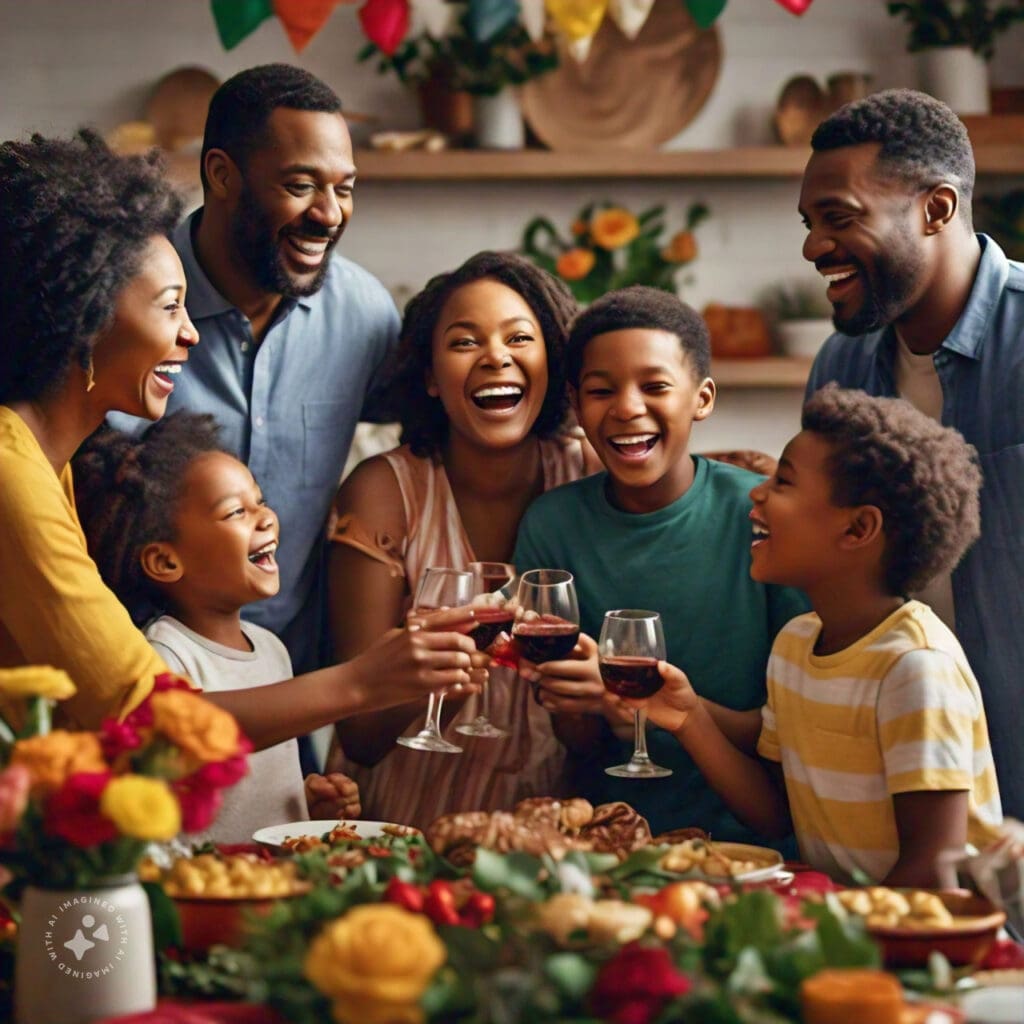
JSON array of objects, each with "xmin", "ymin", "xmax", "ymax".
[
  {"xmin": 273, "ymin": 0, "xmax": 345, "ymax": 52},
  {"xmin": 773, "ymin": 0, "xmax": 813, "ymax": 14},
  {"xmin": 358, "ymin": 0, "xmax": 410, "ymax": 55}
]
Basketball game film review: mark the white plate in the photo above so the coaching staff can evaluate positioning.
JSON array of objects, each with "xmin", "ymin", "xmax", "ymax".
[
  {"xmin": 252, "ymin": 820, "xmax": 398, "ymax": 849},
  {"xmin": 667, "ymin": 841, "xmax": 786, "ymax": 884}
]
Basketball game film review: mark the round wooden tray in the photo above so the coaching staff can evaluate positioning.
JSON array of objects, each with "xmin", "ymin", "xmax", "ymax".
[
  {"xmin": 520, "ymin": 0, "xmax": 721, "ymax": 152},
  {"xmin": 146, "ymin": 66, "xmax": 221, "ymax": 151}
]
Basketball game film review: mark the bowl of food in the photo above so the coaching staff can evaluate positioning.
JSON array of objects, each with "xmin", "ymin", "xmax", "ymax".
[
  {"xmin": 159, "ymin": 853, "xmax": 311, "ymax": 952},
  {"xmin": 835, "ymin": 887, "xmax": 1006, "ymax": 968}
]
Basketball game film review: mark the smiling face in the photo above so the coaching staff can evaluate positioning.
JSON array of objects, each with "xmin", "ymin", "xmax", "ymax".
[
  {"xmin": 573, "ymin": 327, "xmax": 714, "ymax": 513},
  {"xmin": 426, "ymin": 278, "xmax": 549, "ymax": 452},
  {"xmin": 748, "ymin": 430, "xmax": 855, "ymax": 593},
  {"xmin": 89, "ymin": 235, "xmax": 198, "ymax": 420},
  {"xmin": 230, "ymin": 108, "xmax": 354, "ymax": 298},
  {"xmin": 799, "ymin": 144, "xmax": 928, "ymax": 336},
  {"xmin": 156, "ymin": 451, "xmax": 281, "ymax": 614}
]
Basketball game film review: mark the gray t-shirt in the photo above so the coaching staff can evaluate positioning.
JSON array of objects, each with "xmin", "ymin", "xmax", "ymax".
[{"xmin": 145, "ymin": 615, "xmax": 307, "ymax": 844}]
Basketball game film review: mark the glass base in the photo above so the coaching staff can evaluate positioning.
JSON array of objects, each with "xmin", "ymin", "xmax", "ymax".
[
  {"xmin": 455, "ymin": 718, "xmax": 510, "ymax": 739},
  {"xmin": 397, "ymin": 732, "xmax": 462, "ymax": 754},
  {"xmin": 605, "ymin": 757, "xmax": 673, "ymax": 779}
]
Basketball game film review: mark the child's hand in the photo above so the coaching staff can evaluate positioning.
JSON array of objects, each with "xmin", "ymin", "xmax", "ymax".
[
  {"xmin": 610, "ymin": 661, "xmax": 699, "ymax": 735},
  {"xmin": 305, "ymin": 772, "xmax": 361, "ymax": 820}
]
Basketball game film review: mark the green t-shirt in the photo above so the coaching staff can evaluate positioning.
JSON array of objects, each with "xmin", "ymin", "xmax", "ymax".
[{"xmin": 513, "ymin": 455, "xmax": 808, "ymax": 842}]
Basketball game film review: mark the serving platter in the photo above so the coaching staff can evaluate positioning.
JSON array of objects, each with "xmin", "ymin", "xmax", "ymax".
[{"xmin": 252, "ymin": 819, "xmax": 403, "ymax": 849}]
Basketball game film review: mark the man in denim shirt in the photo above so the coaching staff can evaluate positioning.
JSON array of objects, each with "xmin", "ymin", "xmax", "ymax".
[
  {"xmin": 800, "ymin": 89, "xmax": 1023, "ymax": 818},
  {"xmin": 114, "ymin": 64, "xmax": 399, "ymax": 689}
]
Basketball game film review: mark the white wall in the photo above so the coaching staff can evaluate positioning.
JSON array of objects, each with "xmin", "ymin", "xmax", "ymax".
[{"xmin": 2, "ymin": 0, "xmax": 1022, "ymax": 455}]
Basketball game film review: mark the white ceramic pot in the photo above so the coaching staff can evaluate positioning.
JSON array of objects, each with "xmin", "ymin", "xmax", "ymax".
[
  {"xmin": 919, "ymin": 46, "xmax": 990, "ymax": 115},
  {"xmin": 472, "ymin": 88, "xmax": 525, "ymax": 150},
  {"xmin": 15, "ymin": 876, "xmax": 156, "ymax": 1024},
  {"xmin": 775, "ymin": 318, "xmax": 833, "ymax": 359}
]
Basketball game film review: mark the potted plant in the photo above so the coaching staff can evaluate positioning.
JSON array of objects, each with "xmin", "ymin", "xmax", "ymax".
[
  {"xmin": 760, "ymin": 279, "xmax": 834, "ymax": 359},
  {"xmin": 886, "ymin": 1, "xmax": 1024, "ymax": 113}
]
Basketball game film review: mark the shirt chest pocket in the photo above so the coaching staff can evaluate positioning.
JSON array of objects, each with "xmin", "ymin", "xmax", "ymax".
[
  {"xmin": 977, "ymin": 443, "xmax": 1024, "ymax": 551},
  {"xmin": 302, "ymin": 401, "xmax": 348, "ymax": 488},
  {"xmin": 804, "ymin": 725, "xmax": 882, "ymax": 782}
]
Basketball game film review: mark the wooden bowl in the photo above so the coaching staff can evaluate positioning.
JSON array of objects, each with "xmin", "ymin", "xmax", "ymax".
[{"xmin": 868, "ymin": 891, "xmax": 1006, "ymax": 968}]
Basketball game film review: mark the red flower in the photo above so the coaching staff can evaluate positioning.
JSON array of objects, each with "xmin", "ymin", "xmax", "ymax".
[
  {"xmin": 44, "ymin": 772, "xmax": 118, "ymax": 847},
  {"xmin": 191, "ymin": 753, "xmax": 249, "ymax": 789},
  {"xmin": 153, "ymin": 672, "xmax": 194, "ymax": 694},
  {"xmin": 172, "ymin": 780, "xmax": 223, "ymax": 833},
  {"xmin": 590, "ymin": 943, "xmax": 691, "ymax": 1024},
  {"xmin": 99, "ymin": 719, "xmax": 143, "ymax": 761}
]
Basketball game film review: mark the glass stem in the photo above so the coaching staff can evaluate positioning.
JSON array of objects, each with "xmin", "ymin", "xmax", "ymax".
[
  {"xmin": 632, "ymin": 709, "xmax": 650, "ymax": 762},
  {"xmin": 424, "ymin": 692, "xmax": 443, "ymax": 738},
  {"xmin": 479, "ymin": 669, "xmax": 492, "ymax": 721}
]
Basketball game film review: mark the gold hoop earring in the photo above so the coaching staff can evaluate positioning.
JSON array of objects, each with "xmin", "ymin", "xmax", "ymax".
[{"xmin": 85, "ymin": 357, "xmax": 96, "ymax": 393}]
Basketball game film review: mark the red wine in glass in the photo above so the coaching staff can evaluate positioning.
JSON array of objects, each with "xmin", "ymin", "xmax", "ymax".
[
  {"xmin": 471, "ymin": 606, "xmax": 517, "ymax": 651},
  {"xmin": 512, "ymin": 615, "xmax": 581, "ymax": 663},
  {"xmin": 599, "ymin": 656, "xmax": 663, "ymax": 699}
]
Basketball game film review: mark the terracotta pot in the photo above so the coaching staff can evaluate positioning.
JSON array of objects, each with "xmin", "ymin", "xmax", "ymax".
[{"xmin": 416, "ymin": 73, "xmax": 473, "ymax": 140}]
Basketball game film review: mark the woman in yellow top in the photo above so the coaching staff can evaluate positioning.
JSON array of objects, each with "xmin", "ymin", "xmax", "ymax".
[{"xmin": 0, "ymin": 131, "xmax": 479, "ymax": 741}]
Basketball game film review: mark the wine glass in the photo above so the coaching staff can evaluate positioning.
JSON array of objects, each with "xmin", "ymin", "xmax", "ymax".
[
  {"xmin": 456, "ymin": 562, "xmax": 515, "ymax": 739},
  {"xmin": 598, "ymin": 609, "xmax": 672, "ymax": 778},
  {"xmin": 396, "ymin": 567, "xmax": 475, "ymax": 754},
  {"xmin": 512, "ymin": 569, "xmax": 581, "ymax": 666}
]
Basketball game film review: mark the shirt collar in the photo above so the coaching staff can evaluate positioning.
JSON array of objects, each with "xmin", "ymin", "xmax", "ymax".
[
  {"xmin": 941, "ymin": 233, "xmax": 1008, "ymax": 361},
  {"xmin": 174, "ymin": 210, "xmax": 315, "ymax": 321}
]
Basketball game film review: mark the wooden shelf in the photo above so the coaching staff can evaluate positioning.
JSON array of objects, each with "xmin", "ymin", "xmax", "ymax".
[{"xmin": 711, "ymin": 356, "xmax": 812, "ymax": 389}]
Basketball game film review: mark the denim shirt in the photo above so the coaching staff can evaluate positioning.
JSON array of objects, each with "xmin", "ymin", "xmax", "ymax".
[
  {"xmin": 807, "ymin": 235, "xmax": 1024, "ymax": 817},
  {"xmin": 111, "ymin": 213, "xmax": 400, "ymax": 672}
]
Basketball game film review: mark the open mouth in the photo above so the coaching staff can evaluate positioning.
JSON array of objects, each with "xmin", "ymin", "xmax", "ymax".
[
  {"xmin": 248, "ymin": 541, "xmax": 279, "ymax": 573},
  {"xmin": 820, "ymin": 267, "xmax": 858, "ymax": 303},
  {"xmin": 284, "ymin": 234, "xmax": 333, "ymax": 266},
  {"xmin": 471, "ymin": 384, "xmax": 524, "ymax": 412},
  {"xmin": 153, "ymin": 362, "xmax": 183, "ymax": 389},
  {"xmin": 608, "ymin": 433, "xmax": 659, "ymax": 458},
  {"xmin": 751, "ymin": 520, "xmax": 770, "ymax": 547}
]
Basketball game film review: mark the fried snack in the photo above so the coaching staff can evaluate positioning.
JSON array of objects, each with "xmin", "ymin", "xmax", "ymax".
[
  {"xmin": 835, "ymin": 886, "xmax": 956, "ymax": 930},
  {"xmin": 580, "ymin": 802, "xmax": 652, "ymax": 856},
  {"xmin": 327, "ymin": 822, "xmax": 362, "ymax": 844},
  {"xmin": 281, "ymin": 834, "xmax": 328, "ymax": 854},
  {"xmin": 513, "ymin": 797, "xmax": 595, "ymax": 834},
  {"xmin": 162, "ymin": 853, "xmax": 306, "ymax": 899},
  {"xmin": 381, "ymin": 823, "xmax": 422, "ymax": 838},
  {"xmin": 652, "ymin": 827, "xmax": 710, "ymax": 846},
  {"xmin": 659, "ymin": 838, "xmax": 762, "ymax": 878}
]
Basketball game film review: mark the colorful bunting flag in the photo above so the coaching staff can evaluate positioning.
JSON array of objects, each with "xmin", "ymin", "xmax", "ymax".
[
  {"xmin": 607, "ymin": 0, "xmax": 656, "ymax": 39},
  {"xmin": 684, "ymin": 0, "xmax": 727, "ymax": 30},
  {"xmin": 273, "ymin": 0, "xmax": 347, "ymax": 52},
  {"xmin": 518, "ymin": 0, "xmax": 547, "ymax": 41},
  {"xmin": 467, "ymin": 0, "xmax": 520, "ymax": 43},
  {"xmin": 210, "ymin": 0, "xmax": 273, "ymax": 50},
  {"xmin": 544, "ymin": 0, "xmax": 607, "ymax": 42},
  {"xmin": 773, "ymin": 0, "xmax": 813, "ymax": 13},
  {"xmin": 359, "ymin": 0, "xmax": 411, "ymax": 54},
  {"xmin": 410, "ymin": 0, "xmax": 459, "ymax": 38}
]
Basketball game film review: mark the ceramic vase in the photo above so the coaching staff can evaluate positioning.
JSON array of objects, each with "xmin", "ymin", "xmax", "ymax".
[
  {"xmin": 472, "ymin": 88, "xmax": 525, "ymax": 150},
  {"xmin": 15, "ymin": 875, "xmax": 156, "ymax": 1024},
  {"xmin": 919, "ymin": 46, "xmax": 990, "ymax": 115},
  {"xmin": 776, "ymin": 318, "xmax": 834, "ymax": 359}
]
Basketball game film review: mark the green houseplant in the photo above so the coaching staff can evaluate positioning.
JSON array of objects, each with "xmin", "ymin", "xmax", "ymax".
[{"xmin": 886, "ymin": 1, "xmax": 1024, "ymax": 59}]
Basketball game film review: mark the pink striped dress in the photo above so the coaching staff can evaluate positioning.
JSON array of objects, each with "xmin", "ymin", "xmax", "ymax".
[{"xmin": 334, "ymin": 437, "xmax": 584, "ymax": 828}]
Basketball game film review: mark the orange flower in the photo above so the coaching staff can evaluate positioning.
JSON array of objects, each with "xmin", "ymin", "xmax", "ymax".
[
  {"xmin": 570, "ymin": 219, "xmax": 589, "ymax": 237},
  {"xmin": 150, "ymin": 689, "xmax": 244, "ymax": 765},
  {"xmin": 556, "ymin": 248, "xmax": 596, "ymax": 281},
  {"xmin": 10, "ymin": 731, "xmax": 106, "ymax": 794},
  {"xmin": 661, "ymin": 230, "xmax": 698, "ymax": 264},
  {"xmin": 590, "ymin": 208, "xmax": 640, "ymax": 250}
]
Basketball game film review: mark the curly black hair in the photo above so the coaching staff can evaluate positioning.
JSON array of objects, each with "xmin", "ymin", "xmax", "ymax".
[
  {"xmin": 0, "ymin": 130, "xmax": 183, "ymax": 404},
  {"xmin": 387, "ymin": 250, "xmax": 579, "ymax": 457},
  {"xmin": 567, "ymin": 285, "xmax": 710, "ymax": 386},
  {"xmin": 802, "ymin": 384, "xmax": 981, "ymax": 595},
  {"xmin": 200, "ymin": 63, "xmax": 343, "ymax": 190},
  {"xmin": 73, "ymin": 411, "xmax": 226, "ymax": 625},
  {"xmin": 812, "ymin": 88, "xmax": 975, "ymax": 223}
]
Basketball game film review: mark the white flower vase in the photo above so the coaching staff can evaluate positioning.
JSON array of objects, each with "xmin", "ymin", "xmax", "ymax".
[
  {"xmin": 919, "ymin": 46, "xmax": 990, "ymax": 115},
  {"xmin": 15, "ymin": 876, "xmax": 156, "ymax": 1024},
  {"xmin": 776, "ymin": 318, "xmax": 834, "ymax": 359},
  {"xmin": 472, "ymin": 88, "xmax": 525, "ymax": 150}
]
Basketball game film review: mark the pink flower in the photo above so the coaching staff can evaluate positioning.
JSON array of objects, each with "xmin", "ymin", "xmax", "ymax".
[
  {"xmin": 100, "ymin": 719, "xmax": 143, "ymax": 761},
  {"xmin": 44, "ymin": 772, "xmax": 118, "ymax": 847},
  {"xmin": 590, "ymin": 943, "xmax": 691, "ymax": 1024},
  {"xmin": 192, "ymin": 754, "xmax": 249, "ymax": 790},
  {"xmin": 0, "ymin": 763, "xmax": 30, "ymax": 835},
  {"xmin": 173, "ymin": 780, "xmax": 223, "ymax": 833}
]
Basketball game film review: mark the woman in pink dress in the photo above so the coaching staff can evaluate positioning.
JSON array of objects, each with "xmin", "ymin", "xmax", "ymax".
[{"xmin": 326, "ymin": 251, "xmax": 591, "ymax": 827}]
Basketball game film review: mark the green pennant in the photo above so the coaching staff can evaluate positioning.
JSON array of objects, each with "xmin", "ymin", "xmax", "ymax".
[
  {"xmin": 211, "ymin": 0, "xmax": 274, "ymax": 50},
  {"xmin": 685, "ymin": 0, "xmax": 727, "ymax": 30}
]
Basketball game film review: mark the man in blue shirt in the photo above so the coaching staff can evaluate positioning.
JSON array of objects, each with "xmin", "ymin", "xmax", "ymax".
[
  {"xmin": 801, "ymin": 89, "xmax": 1024, "ymax": 818},
  {"xmin": 116, "ymin": 65, "xmax": 399, "ymax": 686}
]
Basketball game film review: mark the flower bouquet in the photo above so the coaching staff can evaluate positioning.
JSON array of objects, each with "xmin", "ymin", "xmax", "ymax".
[{"xmin": 521, "ymin": 200, "xmax": 710, "ymax": 304}]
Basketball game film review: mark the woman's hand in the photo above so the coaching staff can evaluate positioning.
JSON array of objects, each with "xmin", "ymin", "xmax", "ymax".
[
  {"xmin": 610, "ymin": 661, "xmax": 699, "ymax": 735},
  {"xmin": 305, "ymin": 771, "xmax": 361, "ymax": 820}
]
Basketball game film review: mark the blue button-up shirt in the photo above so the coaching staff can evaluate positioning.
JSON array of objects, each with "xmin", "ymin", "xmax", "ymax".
[
  {"xmin": 807, "ymin": 235, "xmax": 1024, "ymax": 817},
  {"xmin": 112, "ymin": 213, "xmax": 399, "ymax": 673}
]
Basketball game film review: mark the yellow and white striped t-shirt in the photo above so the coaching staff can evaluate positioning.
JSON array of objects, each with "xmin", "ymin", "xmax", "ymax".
[{"xmin": 757, "ymin": 601, "xmax": 1002, "ymax": 883}]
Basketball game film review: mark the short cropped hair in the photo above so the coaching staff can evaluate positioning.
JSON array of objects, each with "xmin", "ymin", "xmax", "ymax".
[
  {"xmin": 567, "ymin": 285, "xmax": 710, "ymax": 386},
  {"xmin": 812, "ymin": 88, "xmax": 975, "ymax": 218},
  {"xmin": 200, "ymin": 63, "xmax": 342, "ymax": 190},
  {"xmin": 73, "ymin": 412, "xmax": 226, "ymax": 625},
  {"xmin": 0, "ymin": 130, "xmax": 182, "ymax": 404},
  {"xmin": 802, "ymin": 384, "xmax": 981, "ymax": 595},
  {"xmin": 388, "ymin": 251, "xmax": 579, "ymax": 458}
]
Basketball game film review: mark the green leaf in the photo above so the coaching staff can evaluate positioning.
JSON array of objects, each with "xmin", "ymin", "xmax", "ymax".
[
  {"xmin": 143, "ymin": 880, "xmax": 182, "ymax": 952},
  {"xmin": 472, "ymin": 848, "xmax": 545, "ymax": 900},
  {"xmin": 545, "ymin": 951, "xmax": 597, "ymax": 1001}
]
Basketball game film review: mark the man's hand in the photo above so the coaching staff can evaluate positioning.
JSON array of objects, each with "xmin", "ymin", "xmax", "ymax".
[{"xmin": 305, "ymin": 772, "xmax": 361, "ymax": 820}]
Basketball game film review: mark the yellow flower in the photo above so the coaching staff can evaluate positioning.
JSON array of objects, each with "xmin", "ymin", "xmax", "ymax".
[
  {"xmin": 304, "ymin": 904, "xmax": 445, "ymax": 1024},
  {"xmin": 10, "ymin": 731, "xmax": 106, "ymax": 794},
  {"xmin": 661, "ymin": 230, "xmax": 698, "ymax": 264},
  {"xmin": 0, "ymin": 666, "xmax": 76, "ymax": 701},
  {"xmin": 100, "ymin": 775, "xmax": 181, "ymax": 840},
  {"xmin": 590, "ymin": 208, "xmax": 640, "ymax": 250},
  {"xmin": 150, "ymin": 689, "xmax": 244, "ymax": 765},
  {"xmin": 556, "ymin": 247, "xmax": 596, "ymax": 281}
]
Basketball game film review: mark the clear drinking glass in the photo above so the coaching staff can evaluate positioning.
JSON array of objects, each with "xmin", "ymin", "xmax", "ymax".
[
  {"xmin": 396, "ymin": 567, "xmax": 475, "ymax": 754},
  {"xmin": 456, "ymin": 562, "xmax": 515, "ymax": 739},
  {"xmin": 598, "ymin": 609, "xmax": 672, "ymax": 779},
  {"xmin": 512, "ymin": 569, "xmax": 581, "ymax": 665}
]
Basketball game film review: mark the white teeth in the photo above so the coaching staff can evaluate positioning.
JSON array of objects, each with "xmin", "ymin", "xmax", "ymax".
[
  {"xmin": 154, "ymin": 363, "xmax": 182, "ymax": 374},
  {"xmin": 249, "ymin": 541, "xmax": 278, "ymax": 562},
  {"xmin": 289, "ymin": 238, "xmax": 329, "ymax": 256},
  {"xmin": 609, "ymin": 433, "xmax": 657, "ymax": 445},
  {"xmin": 823, "ymin": 270, "xmax": 856, "ymax": 284},
  {"xmin": 751, "ymin": 524, "xmax": 769, "ymax": 539},
  {"xmin": 473, "ymin": 385, "xmax": 524, "ymax": 399}
]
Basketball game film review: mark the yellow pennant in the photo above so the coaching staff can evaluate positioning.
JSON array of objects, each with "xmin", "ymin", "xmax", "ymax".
[{"xmin": 544, "ymin": 0, "xmax": 607, "ymax": 42}]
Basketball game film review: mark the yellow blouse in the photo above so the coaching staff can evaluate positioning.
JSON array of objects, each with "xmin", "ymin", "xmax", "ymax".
[{"xmin": 0, "ymin": 406, "xmax": 170, "ymax": 727}]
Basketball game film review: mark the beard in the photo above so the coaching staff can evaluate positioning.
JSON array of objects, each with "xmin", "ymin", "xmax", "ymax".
[
  {"xmin": 231, "ymin": 183, "xmax": 340, "ymax": 299},
  {"xmin": 833, "ymin": 224, "xmax": 924, "ymax": 336}
]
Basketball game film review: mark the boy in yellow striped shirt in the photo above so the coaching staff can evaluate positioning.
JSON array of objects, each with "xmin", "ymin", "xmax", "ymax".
[{"xmin": 614, "ymin": 385, "xmax": 1002, "ymax": 886}]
